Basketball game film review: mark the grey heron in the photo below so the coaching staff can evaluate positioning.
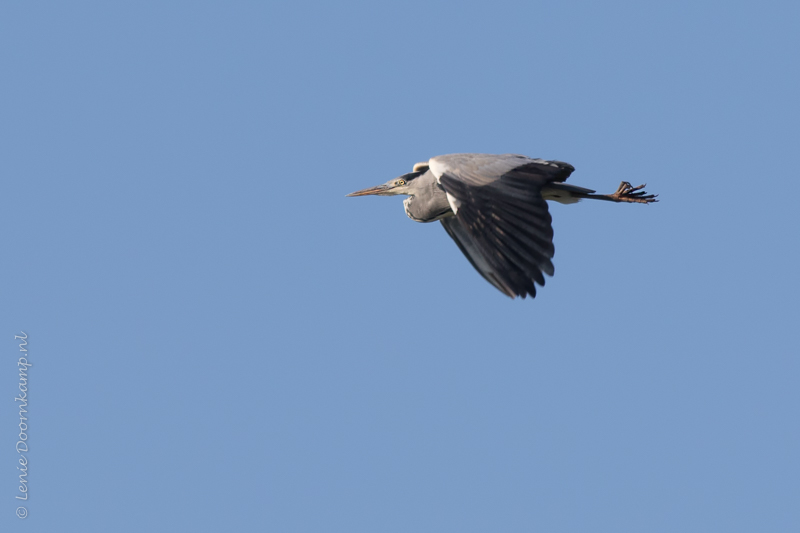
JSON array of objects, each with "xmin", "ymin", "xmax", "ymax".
[{"xmin": 347, "ymin": 153, "xmax": 657, "ymax": 299}]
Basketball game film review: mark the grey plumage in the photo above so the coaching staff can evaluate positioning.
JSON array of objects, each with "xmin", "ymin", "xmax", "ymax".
[{"xmin": 347, "ymin": 153, "xmax": 657, "ymax": 299}]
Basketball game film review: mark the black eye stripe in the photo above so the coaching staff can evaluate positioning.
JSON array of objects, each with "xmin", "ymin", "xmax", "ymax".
[{"xmin": 399, "ymin": 171, "xmax": 423, "ymax": 183}]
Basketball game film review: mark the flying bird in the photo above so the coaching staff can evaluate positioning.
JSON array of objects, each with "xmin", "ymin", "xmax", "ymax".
[{"xmin": 347, "ymin": 153, "xmax": 656, "ymax": 299}]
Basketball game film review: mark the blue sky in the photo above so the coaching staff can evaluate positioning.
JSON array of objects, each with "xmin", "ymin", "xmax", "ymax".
[{"xmin": 2, "ymin": 1, "xmax": 799, "ymax": 531}]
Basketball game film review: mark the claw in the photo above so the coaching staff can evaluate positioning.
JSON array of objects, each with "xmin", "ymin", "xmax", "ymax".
[{"xmin": 608, "ymin": 181, "xmax": 658, "ymax": 204}]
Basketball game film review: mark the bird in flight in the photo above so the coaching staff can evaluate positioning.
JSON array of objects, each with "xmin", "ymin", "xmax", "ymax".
[{"xmin": 347, "ymin": 153, "xmax": 657, "ymax": 299}]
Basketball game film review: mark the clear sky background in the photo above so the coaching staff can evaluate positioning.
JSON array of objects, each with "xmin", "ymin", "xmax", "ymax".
[{"xmin": 2, "ymin": 1, "xmax": 799, "ymax": 531}]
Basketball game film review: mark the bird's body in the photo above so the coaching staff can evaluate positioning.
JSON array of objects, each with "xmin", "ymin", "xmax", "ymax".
[{"xmin": 347, "ymin": 153, "xmax": 656, "ymax": 299}]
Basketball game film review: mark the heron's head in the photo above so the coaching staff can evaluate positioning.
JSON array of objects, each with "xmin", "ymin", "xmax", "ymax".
[{"xmin": 346, "ymin": 162, "xmax": 429, "ymax": 198}]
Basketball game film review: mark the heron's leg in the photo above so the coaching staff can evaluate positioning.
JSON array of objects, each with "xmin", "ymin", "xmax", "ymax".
[{"xmin": 593, "ymin": 181, "xmax": 658, "ymax": 204}]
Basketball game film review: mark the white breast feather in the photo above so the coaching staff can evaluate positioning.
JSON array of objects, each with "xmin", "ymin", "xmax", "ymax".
[
  {"xmin": 429, "ymin": 158, "xmax": 462, "ymax": 213},
  {"xmin": 445, "ymin": 192, "xmax": 460, "ymax": 214},
  {"xmin": 428, "ymin": 158, "xmax": 449, "ymax": 181}
]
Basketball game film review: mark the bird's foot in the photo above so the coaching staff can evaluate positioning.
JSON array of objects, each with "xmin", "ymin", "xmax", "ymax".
[{"xmin": 608, "ymin": 181, "xmax": 658, "ymax": 204}]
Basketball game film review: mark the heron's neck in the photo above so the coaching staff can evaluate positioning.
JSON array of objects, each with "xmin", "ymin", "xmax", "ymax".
[{"xmin": 402, "ymin": 171, "xmax": 452, "ymax": 223}]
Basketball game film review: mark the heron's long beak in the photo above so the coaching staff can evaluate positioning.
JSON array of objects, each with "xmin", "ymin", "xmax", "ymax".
[{"xmin": 346, "ymin": 184, "xmax": 390, "ymax": 197}]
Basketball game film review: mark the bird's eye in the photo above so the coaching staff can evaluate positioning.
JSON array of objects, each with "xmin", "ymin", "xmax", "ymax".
[{"xmin": 397, "ymin": 180, "xmax": 405, "ymax": 186}]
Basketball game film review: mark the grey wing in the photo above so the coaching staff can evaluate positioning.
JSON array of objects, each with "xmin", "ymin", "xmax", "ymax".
[
  {"xmin": 429, "ymin": 153, "xmax": 574, "ymax": 186},
  {"xmin": 432, "ymin": 154, "xmax": 567, "ymax": 298},
  {"xmin": 440, "ymin": 217, "xmax": 510, "ymax": 296}
]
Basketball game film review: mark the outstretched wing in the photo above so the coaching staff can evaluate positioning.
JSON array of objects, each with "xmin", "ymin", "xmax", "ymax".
[
  {"xmin": 432, "ymin": 154, "xmax": 573, "ymax": 299},
  {"xmin": 440, "ymin": 216, "xmax": 510, "ymax": 296}
]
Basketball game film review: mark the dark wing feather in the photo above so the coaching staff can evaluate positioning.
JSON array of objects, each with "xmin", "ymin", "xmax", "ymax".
[
  {"xmin": 440, "ymin": 217, "xmax": 512, "ymax": 296},
  {"xmin": 434, "ymin": 155, "xmax": 570, "ymax": 298}
]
